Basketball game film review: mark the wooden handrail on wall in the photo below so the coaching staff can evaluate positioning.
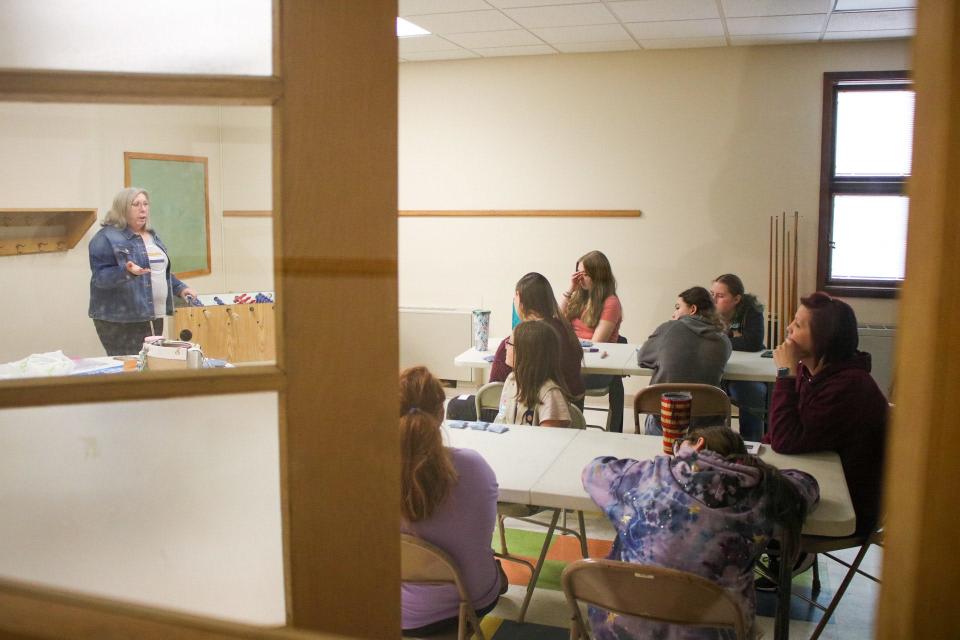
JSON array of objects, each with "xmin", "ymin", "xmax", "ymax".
[
  {"xmin": 225, "ymin": 210, "xmax": 641, "ymax": 218},
  {"xmin": 399, "ymin": 209, "xmax": 641, "ymax": 217}
]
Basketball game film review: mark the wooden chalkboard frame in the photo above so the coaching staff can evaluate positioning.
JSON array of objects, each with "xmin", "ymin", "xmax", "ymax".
[{"xmin": 124, "ymin": 151, "xmax": 211, "ymax": 278}]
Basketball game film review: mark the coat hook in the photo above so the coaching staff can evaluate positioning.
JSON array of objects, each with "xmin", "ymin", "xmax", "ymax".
[
  {"xmin": 57, "ymin": 241, "xmax": 66, "ymax": 250},
  {"xmin": 16, "ymin": 243, "xmax": 26, "ymax": 254},
  {"xmin": 37, "ymin": 242, "xmax": 47, "ymax": 252}
]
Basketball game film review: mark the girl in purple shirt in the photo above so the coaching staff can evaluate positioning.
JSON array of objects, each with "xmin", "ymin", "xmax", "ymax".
[{"xmin": 400, "ymin": 366, "xmax": 505, "ymax": 635}]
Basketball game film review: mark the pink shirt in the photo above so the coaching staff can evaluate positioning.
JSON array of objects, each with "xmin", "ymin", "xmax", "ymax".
[{"xmin": 571, "ymin": 295, "xmax": 622, "ymax": 342}]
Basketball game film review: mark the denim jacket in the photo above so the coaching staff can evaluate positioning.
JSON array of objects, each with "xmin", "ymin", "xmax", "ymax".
[{"xmin": 88, "ymin": 225, "xmax": 186, "ymax": 322}]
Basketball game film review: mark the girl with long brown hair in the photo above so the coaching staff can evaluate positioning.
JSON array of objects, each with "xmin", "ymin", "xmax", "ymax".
[
  {"xmin": 560, "ymin": 250, "xmax": 625, "ymax": 431},
  {"xmin": 493, "ymin": 320, "xmax": 572, "ymax": 427},
  {"xmin": 399, "ymin": 367, "xmax": 504, "ymax": 636},
  {"xmin": 488, "ymin": 272, "xmax": 585, "ymax": 400}
]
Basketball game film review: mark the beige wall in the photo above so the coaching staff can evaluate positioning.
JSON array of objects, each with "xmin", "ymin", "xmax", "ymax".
[
  {"xmin": 0, "ymin": 104, "xmax": 272, "ymax": 363},
  {"xmin": 398, "ymin": 40, "xmax": 910, "ymax": 352}
]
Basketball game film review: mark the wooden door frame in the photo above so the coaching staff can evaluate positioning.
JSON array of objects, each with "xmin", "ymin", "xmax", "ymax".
[
  {"xmin": 0, "ymin": 1, "xmax": 398, "ymax": 638},
  {"xmin": 876, "ymin": 1, "xmax": 960, "ymax": 637}
]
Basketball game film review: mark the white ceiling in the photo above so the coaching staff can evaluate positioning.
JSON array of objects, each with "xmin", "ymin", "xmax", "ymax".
[{"xmin": 398, "ymin": 0, "xmax": 914, "ymax": 61}]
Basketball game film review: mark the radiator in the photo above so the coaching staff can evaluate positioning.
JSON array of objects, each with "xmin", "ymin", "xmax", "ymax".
[
  {"xmin": 400, "ymin": 307, "xmax": 474, "ymax": 383},
  {"xmin": 858, "ymin": 324, "xmax": 896, "ymax": 399}
]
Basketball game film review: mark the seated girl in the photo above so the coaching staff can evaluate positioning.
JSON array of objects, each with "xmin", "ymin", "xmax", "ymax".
[
  {"xmin": 711, "ymin": 273, "xmax": 768, "ymax": 441},
  {"xmin": 489, "ymin": 272, "xmax": 585, "ymax": 403},
  {"xmin": 400, "ymin": 366, "xmax": 505, "ymax": 636},
  {"xmin": 582, "ymin": 426, "xmax": 820, "ymax": 640},
  {"xmin": 494, "ymin": 320, "xmax": 572, "ymax": 427},
  {"xmin": 560, "ymin": 250, "xmax": 624, "ymax": 431},
  {"xmin": 766, "ymin": 292, "xmax": 887, "ymax": 536},
  {"xmin": 637, "ymin": 286, "xmax": 732, "ymax": 435}
]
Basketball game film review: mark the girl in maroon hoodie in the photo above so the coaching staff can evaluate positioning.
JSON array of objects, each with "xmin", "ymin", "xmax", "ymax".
[{"xmin": 765, "ymin": 292, "xmax": 887, "ymax": 535}]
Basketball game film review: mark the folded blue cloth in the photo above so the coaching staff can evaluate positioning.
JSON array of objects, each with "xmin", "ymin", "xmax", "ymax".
[
  {"xmin": 447, "ymin": 421, "xmax": 468, "ymax": 429},
  {"xmin": 483, "ymin": 354, "xmax": 495, "ymax": 362},
  {"xmin": 580, "ymin": 339, "xmax": 593, "ymax": 347},
  {"xmin": 487, "ymin": 423, "xmax": 509, "ymax": 434}
]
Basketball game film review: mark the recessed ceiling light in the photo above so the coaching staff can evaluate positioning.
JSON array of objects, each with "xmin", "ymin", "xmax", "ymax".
[{"xmin": 397, "ymin": 17, "xmax": 430, "ymax": 38}]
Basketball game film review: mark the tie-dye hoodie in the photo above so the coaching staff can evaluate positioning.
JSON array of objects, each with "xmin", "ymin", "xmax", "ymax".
[{"xmin": 581, "ymin": 445, "xmax": 819, "ymax": 639}]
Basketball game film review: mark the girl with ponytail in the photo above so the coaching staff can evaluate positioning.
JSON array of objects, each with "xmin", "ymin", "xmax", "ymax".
[
  {"xmin": 399, "ymin": 367, "xmax": 505, "ymax": 636},
  {"xmin": 582, "ymin": 425, "xmax": 819, "ymax": 639}
]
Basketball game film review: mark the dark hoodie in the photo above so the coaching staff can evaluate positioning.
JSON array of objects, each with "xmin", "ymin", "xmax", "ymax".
[
  {"xmin": 637, "ymin": 314, "xmax": 732, "ymax": 386},
  {"xmin": 765, "ymin": 352, "xmax": 887, "ymax": 534}
]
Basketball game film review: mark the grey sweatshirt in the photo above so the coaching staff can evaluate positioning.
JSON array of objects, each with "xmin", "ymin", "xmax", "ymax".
[{"xmin": 637, "ymin": 315, "xmax": 732, "ymax": 386}]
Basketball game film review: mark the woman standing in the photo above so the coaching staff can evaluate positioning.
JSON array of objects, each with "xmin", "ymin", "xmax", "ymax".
[
  {"xmin": 489, "ymin": 272, "xmax": 584, "ymax": 402},
  {"xmin": 766, "ymin": 292, "xmax": 887, "ymax": 536},
  {"xmin": 88, "ymin": 188, "xmax": 196, "ymax": 356},
  {"xmin": 561, "ymin": 250, "xmax": 624, "ymax": 431},
  {"xmin": 400, "ymin": 366, "xmax": 505, "ymax": 636},
  {"xmin": 711, "ymin": 273, "xmax": 767, "ymax": 441},
  {"xmin": 582, "ymin": 426, "xmax": 819, "ymax": 640},
  {"xmin": 637, "ymin": 286, "xmax": 732, "ymax": 435}
]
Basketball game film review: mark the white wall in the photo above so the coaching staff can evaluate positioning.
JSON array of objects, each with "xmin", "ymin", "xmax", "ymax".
[
  {"xmin": 0, "ymin": 393, "xmax": 285, "ymax": 625},
  {"xmin": 0, "ymin": 104, "xmax": 272, "ymax": 363},
  {"xmin": 398, "ymin": 40, "xmax": 910, "ymax": 350}
]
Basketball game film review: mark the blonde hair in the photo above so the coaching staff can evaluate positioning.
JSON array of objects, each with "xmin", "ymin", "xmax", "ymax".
[
  {"xmin": 399, "ymin": 367, "xmax": 458, "ymax": 522},
  {"xmin": 102, "ymin": 187, "xmax": 150, "ymax": 230}
]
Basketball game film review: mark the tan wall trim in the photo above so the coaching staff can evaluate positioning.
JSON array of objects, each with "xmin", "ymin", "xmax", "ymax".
[
  {"xmin": 876, "ymin": 0, "xmax": 960, "ymax": 637},
  {"xmin": 0, "ymin": 367, "xmax": 283, "ymax": 410},
  {"xmin": 399, "ymin": 209, "xmax": 641, "ymax": 217},
  {"xmin": 223, "ymin": 210, "xmax": 273, "ymax": 217},
  {"xmin": 0, "ymin": 70, "xmax": 281, "ymax": 105},
  {"xmin": 0, "ymin": 577, "xmax": 343, "ymax": 640}
]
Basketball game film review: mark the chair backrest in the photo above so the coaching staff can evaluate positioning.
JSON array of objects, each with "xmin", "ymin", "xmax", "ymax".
[
  {"xmin": 475, "ymin": 381, "xmax": 504, "ymax": 418},
  {"xmin": 401, "ymin": 534, "xmax": 484, "ymax": 640},
  {"xmin": 400, "ymin": 534, "xmax": 470, "ymax": 599},
  {"xmin": 561, "ymin": 559, "xmax": 747, "ymax": 639},
  {"xmin": 567, "ymin": 403, "xmax": 587, "ymax": 429},
  {"xmin": 633, "ymin": 383, "xmax": 731, "ymax": 430}
]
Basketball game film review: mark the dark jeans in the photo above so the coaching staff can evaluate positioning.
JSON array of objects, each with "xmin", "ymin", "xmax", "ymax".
[
  {"xmin": 724, "ymin": 380, "xmax": 768, "ymax": 441},
  {"xmin": 582, "ymin": 374, "xmax": 624, "ymax": 433},
  {"xmin": 93, "ymin": 318, "xmax": 163, "ymax": 356}
]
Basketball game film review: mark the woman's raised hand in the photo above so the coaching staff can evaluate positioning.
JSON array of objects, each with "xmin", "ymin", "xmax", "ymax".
[{"xmin": 125, "ymin": 260, "xmax": 147, "ymax": 276}]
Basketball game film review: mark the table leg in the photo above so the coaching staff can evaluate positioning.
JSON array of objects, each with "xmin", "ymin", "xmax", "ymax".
[
  {"xmin": 517, "ymin": 509, "xmax": 561, "ymax": 624},
  {"xmin": 774, "ymin": 529, "xmax": 797, "ymax": 640}
]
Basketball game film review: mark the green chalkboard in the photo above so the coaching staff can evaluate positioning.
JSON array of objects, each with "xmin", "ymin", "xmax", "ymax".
[{"xmin": 125, "ymin": 152, "xmax": 211, "ymax": 278}]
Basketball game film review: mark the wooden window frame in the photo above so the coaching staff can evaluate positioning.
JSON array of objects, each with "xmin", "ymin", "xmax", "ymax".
[
  {"xmin": 0, "ymin": 1, "xmax": 398, "ymax": 638},
  {"xmin": 816, "ymin": 70, "xmax": 912, "ymax": 299}
]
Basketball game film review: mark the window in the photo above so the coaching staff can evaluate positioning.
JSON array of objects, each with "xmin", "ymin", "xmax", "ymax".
[{"xmin": 817, "ymin": 70, "xmax": 914, "ymax": 298}]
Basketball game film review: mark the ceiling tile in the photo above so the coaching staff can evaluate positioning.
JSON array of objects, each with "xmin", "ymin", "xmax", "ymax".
[
  {"xmin": 488, "ymin": 0, "xmax": 588, "ymax": 7},
  {"xmin": 533, "ymin": 23, "xmax": 632, "ymax": 44},
  {"xmin": 474, "ymin": 44, "xmax": 557, "ymax": 57},
  {"xmin": 823, "ymin": 28, "xmax": 914, "ymax": 39},
  {"xmin": 503, "ymin": 3, "xmax": 617, "ymax": 28},
  {"xmin": 834, "ymin": 0, "xmax": 915, "ymax": 9},
  {"xmin": 445, "ymin": 29, "xmax": 543, "ymax": 48},
  {"xmin": 399, "ymin": 0, "xmax": 492, "ymax": 16},
  {"xmin": 408, "ymin": 10, "xmax": 519, "ymax": 34},
  {"xmin": 730, "ymin": 32, "xmax": 822, "ymax": 45},
  {"xmin": 625, "ymin": 19, "xmax": 724, "ymax": 39},
  {"xmin": 727, "ymin": 14, "xmax": 827, "ymax": 35},
  {"xmin": 827, "ymin": 9, "xmax": 915, "ymax": 31},
  {"xmin": 555, "ymin": 40, "xmax": 640, "ymax": 52},
  {"xmin": 399, "ymin": 35, "xmax": 464, "ymax": 53},
  {"xmin": 609, "ymin": 0, "xmax": 720, "ymax": 23},
  {"xmin": 402, "ymin": 49, "xmax": 482, "ymax": 61},
  {"xmin": 721, "ymin": 0, "xmax": 832, "ymax": 18},
  {"xmin": 640, "ymin": 36, "xmax": 727, "ymax": 49}
]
